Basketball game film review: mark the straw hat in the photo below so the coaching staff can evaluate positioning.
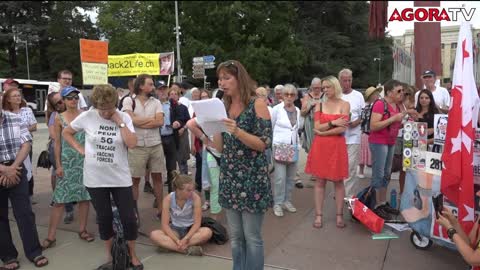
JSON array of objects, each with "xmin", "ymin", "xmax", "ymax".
[{"xmin": 364, "ymin": 86, "xmax": 381, "ymax": 101}]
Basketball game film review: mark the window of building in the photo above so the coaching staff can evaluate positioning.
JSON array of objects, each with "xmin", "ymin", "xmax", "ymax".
[
  {"xmin": 451, "ymin": 42, "xmax": 457, "ymax": 49},
  {"xmin": 441, "ymin": 43, "xmax": 445, "ymax": 49}
]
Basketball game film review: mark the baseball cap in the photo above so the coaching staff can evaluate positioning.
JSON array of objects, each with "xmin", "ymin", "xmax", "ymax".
[
  {"xmin": 422, "ymin": 70, "xmax": 436, "ymax": 78},
  {"xmin": 61, "ymin": 86, "xmax": 80, "ymax": 97},
  {"xmin": 156, "ymin": 80, "xmax": 167, "ymax": 89}
]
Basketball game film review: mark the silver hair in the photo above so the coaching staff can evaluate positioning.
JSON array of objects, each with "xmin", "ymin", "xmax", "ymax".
[
  {"xmin": 338, "ymin": 68, "xmax": 353, "ymax": 78},
  {"xmin": 190, "ymin": 87, "xmax": 200, "ymax": 94},
  {"xmin": 311, "ymin": 77, "xmax": 321, "ymax": 86},
  {"xmin": 282, "ymin": 84, "xmax": 298, "ymax": 95},
  {"xmin": 274, "ymin": 84, "xmax": 284, "ymax": 92}
]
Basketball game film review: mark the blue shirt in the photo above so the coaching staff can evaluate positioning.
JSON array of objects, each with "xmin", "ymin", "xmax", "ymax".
[{"xmin": 161, "ymin": 101, "xmax": 173, "ymax": 136}]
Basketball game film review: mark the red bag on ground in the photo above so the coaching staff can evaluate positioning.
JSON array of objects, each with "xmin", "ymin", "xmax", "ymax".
[{"xmin": 351, "ymin": 198, "xmax": 384, "ymax": 233}]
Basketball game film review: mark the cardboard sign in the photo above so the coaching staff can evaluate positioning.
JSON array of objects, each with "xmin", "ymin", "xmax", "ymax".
[
  {"xmin": 81, "ymin": 62, "xmax": 108, "ymax": 85},
  {"xmin": 425, "ymin": 151, "xmax": 444, "ymax": 176},
  {"xmin": 80, "ymin": 39, "xmax": 108, "ymax": 63}
]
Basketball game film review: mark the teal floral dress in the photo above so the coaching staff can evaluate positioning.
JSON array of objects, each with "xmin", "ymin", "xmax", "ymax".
[
  {"xmin": 52, "ymin": 114, "xmax": 90, "ymax": 203},
  {"xmin": 219, "ymin": 99, "xmax": 273, "ymax": 213}
]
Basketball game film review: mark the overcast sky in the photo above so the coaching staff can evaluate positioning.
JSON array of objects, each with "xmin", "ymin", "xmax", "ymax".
[{"xmin": 386, "ymin": 1, "xmax": 480, "ymax": 37}]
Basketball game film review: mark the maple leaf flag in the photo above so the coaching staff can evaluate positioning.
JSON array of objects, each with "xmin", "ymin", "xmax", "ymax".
[{"xmin": 441, "ymin": 22, "xmax": 480, "ymax": 233}]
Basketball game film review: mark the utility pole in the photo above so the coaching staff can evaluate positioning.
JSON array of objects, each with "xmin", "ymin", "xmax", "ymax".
[
  {"xmin": 175, "ymin": 1, "xmax": 182, "ymax": 82},
  {"xmin": 374, "ymin": 48, "xmax": 382, "ymax": 86},
  {"xmin": 25, "ymin": 39, "xmax": 30, "ymax": 80}
]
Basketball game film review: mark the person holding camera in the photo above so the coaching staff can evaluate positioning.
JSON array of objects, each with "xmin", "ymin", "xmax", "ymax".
[{"xmin": 437, "ymin": 206, "xmax": 480, "ymax": 269}]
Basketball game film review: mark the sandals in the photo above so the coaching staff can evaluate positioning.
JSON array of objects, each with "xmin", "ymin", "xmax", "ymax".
[
  {"xmin": 41, "ymin": 238, "xmax": 56, "ymax": 250},
  {"xmin": 1, "ymin": 258, "xmax": 19, "ymax": 270},
  {"xmin": 32, "ymin": 255, "xmax": 49, "ymax": 268},
  {"xmin": 313, "ymin": 214, "xmax": 323, "ymax": 229},
  {"xmin": 79, "ymin": 230, "xmax": 95, "ymax": 242},
  {"xmin": 336, "ymin": 214, "xmax": 346, "ymax": 229}
]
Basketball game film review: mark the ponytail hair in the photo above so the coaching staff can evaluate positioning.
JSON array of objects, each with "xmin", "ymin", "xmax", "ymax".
[{"xmin": 171, "ymin": 170, "xmax": 195, "ymax": 191}]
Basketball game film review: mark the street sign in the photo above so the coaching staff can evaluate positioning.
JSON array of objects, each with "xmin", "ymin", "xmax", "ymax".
[
  {"xmin": 192, "ymin": 65, "xmax": 204, "ymax": 71},
  {"xmin": 193, "ymin": 57, "xmax": 204, "ymax": 63},
  {"xmin": 203, "ymin": 55, "xmax": 215, "ymax": 63},
  {"xmin": 193, "ymin": 73, "xmax": 205, "ymax": 79},
  {"xmin": 204, "ymin": 62, "xmax": 215, "ymax": 69}
]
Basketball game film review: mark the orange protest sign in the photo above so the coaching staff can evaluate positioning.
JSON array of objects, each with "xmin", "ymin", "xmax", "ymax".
[{"xmin": 80, "ymin": 39, "xmax": 108, "ymax": 63}]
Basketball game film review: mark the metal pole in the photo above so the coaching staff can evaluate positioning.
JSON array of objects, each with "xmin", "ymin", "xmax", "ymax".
[
  {"xmin": 377, "ymin": 48, "xmax": 381, "ymax": 85},
  {"xmin": 26, "ymin": 40, "xmax": 30, "ymax": 80},
  {"xmin": 175, "ymin": 1, "xmax": 182, "ymax": 82}
]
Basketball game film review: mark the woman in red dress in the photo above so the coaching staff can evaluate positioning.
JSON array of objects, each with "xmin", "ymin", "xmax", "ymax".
[{"xmin": 305, "ymin": 75, "xmax": 350, "ymax": 229}]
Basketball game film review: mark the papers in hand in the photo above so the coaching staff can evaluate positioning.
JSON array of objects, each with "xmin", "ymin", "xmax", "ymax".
[{"xmin": 190, "ymin": 98, "xmax": 228, "ymax": 136}]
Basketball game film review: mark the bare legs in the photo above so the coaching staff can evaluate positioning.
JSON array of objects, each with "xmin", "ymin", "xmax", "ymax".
[
  {"xmin": 151, "ymin": 173, "xmax": 163, "ymax": 216},
  {"xmin": 150, "ymin": 228, "xmax": 212, "ymax": 253},
  {"xmin": 313, "ymin": 179, "xmax": 345, "ymax": 228}
]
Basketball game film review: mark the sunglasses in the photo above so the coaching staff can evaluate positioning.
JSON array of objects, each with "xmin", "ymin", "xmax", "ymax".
[
  {"xmin": 396, "ymin": 88, "xmax": 404, "ymax": 94},
  {"xmin": 284, "ymin": 93, "xmax": 296, "ymax": 97},
  {"xmin": 221, "ymin": 61, "xmax": 238, "ymax": 73},
  {"xmin": 64, "ymin": 95, "xmax": 79, "ymax": 101}
]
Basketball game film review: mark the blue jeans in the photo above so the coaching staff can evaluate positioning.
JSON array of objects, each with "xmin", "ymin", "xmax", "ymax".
[
  {"xmin": 369, "ymin": 143, "xmax": 395, "ymax": 189},
  {"xmin": 225, "ymin": 209, "xmax": 265, "ymax": 270},
  {"xmin": 273, "ymin": 160, "xmax": 296, "ymax": 206}
]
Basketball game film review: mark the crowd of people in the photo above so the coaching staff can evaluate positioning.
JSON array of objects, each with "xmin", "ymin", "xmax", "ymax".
[{"xmin": 1, "ymin": 62, "xmax": 480, "ymax": 270}]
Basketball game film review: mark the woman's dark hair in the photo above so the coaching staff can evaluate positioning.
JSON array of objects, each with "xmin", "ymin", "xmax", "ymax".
[
  {"xmin": 133, "ymin": 74, "xmax": 152, "ymax": 95},
  {"xmin": 216, "ymin": 60, "xmax": 256, "ymax": 110},
  {"xmin": 415, "ymin": 89, "xmax": 439, "ymax": 115},
  {"xmin": 383, "ymin": 79, "xmax": 403, "ymax": 94}
]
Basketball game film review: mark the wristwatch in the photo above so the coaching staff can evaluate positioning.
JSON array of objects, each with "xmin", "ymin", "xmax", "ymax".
[
  {"xmin": 447, "ymin": 227, "xmax": 457, "ymax": 240},
  {"xmin": 119, "ymin": 123, "xmax": 126, "ymax": 128}
]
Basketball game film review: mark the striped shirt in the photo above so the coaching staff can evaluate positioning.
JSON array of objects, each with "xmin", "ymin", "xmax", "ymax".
[{"xmin": 0, "ymin": 110, "xmax": 32, "ymax": 162}]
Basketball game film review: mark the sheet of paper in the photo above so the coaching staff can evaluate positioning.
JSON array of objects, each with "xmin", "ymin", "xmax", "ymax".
[
  {"xmin": 385, "ymin": 222, "xmax": 411, "ymax": 232},
  {"xmin": 191, "ymin": 98, "xmax": 228, "ymax": 136}
]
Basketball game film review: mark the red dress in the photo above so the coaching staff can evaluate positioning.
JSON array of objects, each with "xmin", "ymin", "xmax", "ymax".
[{"xmin": 305, "ymin": 111, "xmax": 348, "ymax": 181}]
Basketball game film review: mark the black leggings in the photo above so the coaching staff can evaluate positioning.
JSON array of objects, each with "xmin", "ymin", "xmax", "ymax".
[{"xmin": 87, "ymin": 187, "xmax": 138, "ymax": 241}]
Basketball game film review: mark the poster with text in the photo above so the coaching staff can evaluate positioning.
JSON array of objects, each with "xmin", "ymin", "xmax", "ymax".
[{"xmin": 433, "ymin": 114, "xmax": 448, "ymax": 146}]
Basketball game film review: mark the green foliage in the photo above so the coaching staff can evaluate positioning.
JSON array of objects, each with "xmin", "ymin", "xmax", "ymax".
[{"xmin": 0, "ymin": 1, "xmax": 392, "ymax": 89}]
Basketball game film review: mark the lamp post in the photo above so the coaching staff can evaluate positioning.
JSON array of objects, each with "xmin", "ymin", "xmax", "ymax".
[
  {"xmin": 25, "ymin": 39, "xmax": 30, "ymax": 80},
  {"xmin": 174, "ymin": 1, "xmax": 182, "ymax": 83}
]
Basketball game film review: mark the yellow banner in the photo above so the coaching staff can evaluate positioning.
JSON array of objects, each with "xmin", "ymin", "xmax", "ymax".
[{"xmin": 108, "ymin": 53, "xmax": 160, "ymax": 76}]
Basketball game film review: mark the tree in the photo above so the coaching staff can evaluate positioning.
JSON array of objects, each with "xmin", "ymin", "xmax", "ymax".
[{"xmin": 295, "ymin": 1, "xmax": 393, "ymax": 88}]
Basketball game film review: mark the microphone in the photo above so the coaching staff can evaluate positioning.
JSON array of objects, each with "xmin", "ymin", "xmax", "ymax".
[{"xmin": 215, "ymin": 89, "xmax": 224, "ymax": 99}]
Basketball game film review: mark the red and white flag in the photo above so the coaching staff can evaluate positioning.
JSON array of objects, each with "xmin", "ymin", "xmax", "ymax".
[{"xmin": 441, "ymin": 22, "xmax": 480, "ymax": 233}]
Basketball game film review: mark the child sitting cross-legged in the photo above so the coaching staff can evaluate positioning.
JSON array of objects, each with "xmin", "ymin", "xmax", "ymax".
[{"xmin": 150, "ymin": 171, "xmax": 213, "ymax": 256}]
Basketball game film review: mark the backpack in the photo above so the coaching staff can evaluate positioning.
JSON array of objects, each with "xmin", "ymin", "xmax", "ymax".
[
  {"xmin": 118, "ymin": 94, "xmax": 136, "ymax": 112},
  {"xmin": 201, "ymin": 217, "xmax": 229, "ymax": 245},
  {"xmin": 111, "ymin": 202, "xmax": 130, "ymax": 270},
  {"xmin": 356, "ymin": 186, "xmax": 377, "ymax": 210},
  {"xmin": 360, "ymin": 98, "xmax": 390, "ymax": 135}
]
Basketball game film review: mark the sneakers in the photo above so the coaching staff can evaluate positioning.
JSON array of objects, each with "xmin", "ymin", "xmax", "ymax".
[
  {"xmin": 186, "ymin": 246, "xmax": 203, "ymax": 256},
  {"xmin": 295, "ymin": 180, "xmax": 304, "ymax": 189},
  {"xmin": 283, "ymin": 201, "xmax": 297, "ymax": 213},
  {"xmin": 358, "ymin": 173, "xmax": 365, "ymax": 179},
  {"xmin": 382, "ymin": 202, "xmax": 400, "ymax": 216},
  {"xmin": 144, "ymin": 181, "xmax": 154, "ymax": 194},
  {"xmin": 64, "ymin": 211, "xmax": 74, "ymax": 224},
  {"xmin": 202, "ymin": 201, "xmax": 210, "ymax": 211},
  {"xmin": 373, "ymin": 206, "xmax": 392, "ymax": 221},
  {"xmin": 273, "ymin": 205, "xmax": 284, "ymax": 217}
]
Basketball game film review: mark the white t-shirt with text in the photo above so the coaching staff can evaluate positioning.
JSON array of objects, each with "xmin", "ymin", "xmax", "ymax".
[
  {"xmin": 70, "ymin": 108, "xmax": 135, "ymax": 188},
  {"xmin": 341, "ymin": 90, "xmax": 365, "ymax": 144}
]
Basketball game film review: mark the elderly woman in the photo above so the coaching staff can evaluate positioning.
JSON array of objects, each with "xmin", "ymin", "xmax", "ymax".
[
  {"xmin": 212, "ymin": 60, "xmax": 272, "ymax": 270},
  {"xmin": 271, "ymin": 84, "xmax": 303, "ymax": 217},
  {"xmin": 369, "ymin": 80, "xmax": 408, "ymax": 221},
  {"xmin": 62, "ymin": 85, "xmax": 143, "ymax": 270},
  {"xmin": 305, "ymin": 76, "xmax": 350, "ymax": 229},
  {"xmin": 2, "ymin": 88, "xmax": 37, "ymax": 198}
]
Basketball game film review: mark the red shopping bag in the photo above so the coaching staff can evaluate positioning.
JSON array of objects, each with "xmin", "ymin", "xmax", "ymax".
[{"xmin": 350, "ymin": 198, "xmax": 384, "ymax": 233}]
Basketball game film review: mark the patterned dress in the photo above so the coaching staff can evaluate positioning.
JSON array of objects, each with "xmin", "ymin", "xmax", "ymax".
[
  {"xmin": 52, "ymin": 114, "xmax": 90, "ymax": 203},
  {"xmin": 219, "ymin": 99, "xmax": 273, "ymax": 213}
]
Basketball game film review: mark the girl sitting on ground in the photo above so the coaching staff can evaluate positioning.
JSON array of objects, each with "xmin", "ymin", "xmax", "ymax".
[{"xmin": 150, "ymin": 171, "xmax": 213, "ymax": 256}]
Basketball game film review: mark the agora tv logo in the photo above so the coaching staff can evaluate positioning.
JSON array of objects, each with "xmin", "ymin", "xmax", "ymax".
[{"xmin": 389, "ymin": 7, "xmax": 476, "ymax": 22}]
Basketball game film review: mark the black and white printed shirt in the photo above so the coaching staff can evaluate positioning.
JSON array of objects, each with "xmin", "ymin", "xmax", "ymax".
[{"xmin": 0, "ymin": 110, "xmax": 32, "ymax": 162}]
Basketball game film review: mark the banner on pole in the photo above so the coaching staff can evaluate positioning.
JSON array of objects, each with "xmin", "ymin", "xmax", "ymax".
[{"xmin": 108, "ymin": 52, "xmax": 174, "ymax": 77}]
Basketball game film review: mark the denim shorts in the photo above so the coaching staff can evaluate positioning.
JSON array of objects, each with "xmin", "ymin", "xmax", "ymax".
[{"xmin": 170, "ymin": 224, "xmax": 192, "ymax": 239}]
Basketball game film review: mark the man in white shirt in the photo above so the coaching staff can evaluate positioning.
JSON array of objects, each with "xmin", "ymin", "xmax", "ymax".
[
  {"xmin": 339, "ymin": 69, "xmax": 365, "ymax": 198},
  {"xmin": 45, "ymin": 70, "xmax": 88, "ymax": 117},
  {"xmin": 414, "ymin": 70, "xmax": 450, "ymax": 113}
]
